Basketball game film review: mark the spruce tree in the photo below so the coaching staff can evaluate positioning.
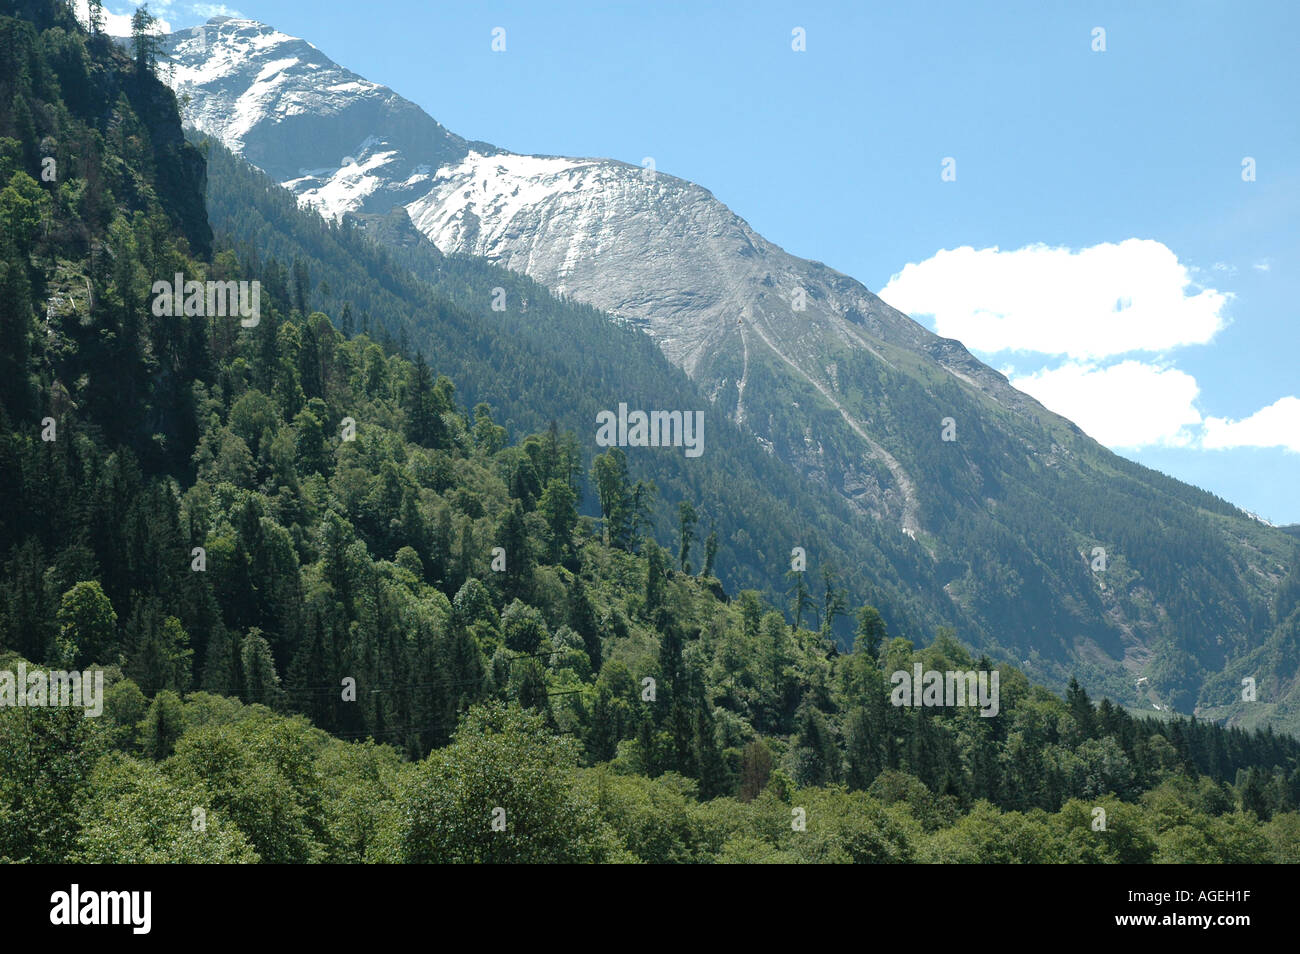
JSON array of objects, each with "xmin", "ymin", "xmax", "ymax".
[
  {"xmin": 129, "ymin": 6, "xmax": 160, "ymax": 75},
  {"xmin": 677, "ymin": 500, "xmax": 697, "ymax": 573},
  {"xmin": 240, "ymin": 628, "xmax": 285, "ymax": 710}
]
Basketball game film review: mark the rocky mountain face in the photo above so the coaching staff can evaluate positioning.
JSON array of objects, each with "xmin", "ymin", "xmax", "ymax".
[
  {"xmin": 161, "ymin": 17, "xmax": 1300, "ymax": 726},
  {"xmin": 161, "ymin": 17, "xmax": 1029, "ymax": 541},
  {"xmin": 164, "ymin": 17, "xmax": 476, "ymax": 216}
]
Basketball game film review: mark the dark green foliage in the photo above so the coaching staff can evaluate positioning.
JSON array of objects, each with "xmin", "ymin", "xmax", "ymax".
[{"xmin": 1, "ymin": 1, "xmax": 1298, "ymax": 864}]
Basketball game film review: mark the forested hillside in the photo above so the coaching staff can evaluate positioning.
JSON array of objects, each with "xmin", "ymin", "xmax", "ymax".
[
  {"xmin": 1, "ymin": 0, "xmax": 1299, "ymax": 863},
  {"xmin": 157, "ymin": 14, "xmax": 1300, "ymax": 728},
  {"xmin": 195, "ymin": 136, "xmax": 968, "ymax": 653}
]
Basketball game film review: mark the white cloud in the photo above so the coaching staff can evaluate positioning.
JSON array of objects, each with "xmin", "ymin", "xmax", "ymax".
[
  {"xmin": 1012, "ymin": 360, "xmax": 1204, "ymax": 449},
  {"xmin": 1253, "ymin": 261, "xmax": 1272, "ymax": 272},
  {"xmin": 74, "ymin": 1, "xmax": 173, "ymax": 36},
  {"xmin": 1203, "ymin": 397, "xmax": 1300, "ymax": 452},
  {"xmin": 879, "ymin": 239, "xmax": 1230, "ymax": 359},
  {"xmin": 1012, "ymin": 360, "xmax": 1300, "ymax": 454},
  {"xmin": 190, "ymin": 3, "xmax": 242, "ymax": 17}
]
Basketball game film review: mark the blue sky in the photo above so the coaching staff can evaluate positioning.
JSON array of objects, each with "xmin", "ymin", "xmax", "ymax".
[{"xmin": 133, "ymin": 0, "xmax": 1298, "ymax": 523}]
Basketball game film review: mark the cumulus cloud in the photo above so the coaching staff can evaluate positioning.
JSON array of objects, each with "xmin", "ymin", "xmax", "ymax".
[
  {"xmin": 1011, "ymin": 360, "xmax": 1204, "ymax": 449},
  {"xmin": 1011, "ymin": 362, "xmax": 1299, "ymax": 453},
  {"xmin": 879, "ymin": 239, "xmax": 1230, "ymax": 359},
  {"xmin": 190, "ymin": 3, "xmax": 242, "ymax": 17},
  {"xmin": 1203, "ymin": 396, "xmax": 1300, "ymax": 452},
  {"xmin": 74, "ymin": 0, "xmax": 173, "ymax": 36}
]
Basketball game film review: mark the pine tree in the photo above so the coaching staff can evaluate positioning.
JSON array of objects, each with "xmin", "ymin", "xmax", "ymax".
[
  {"xmin": 845, "ymin": 706, "xmax": 883, "ymax": 790},
  {"xmin": 738, "ymin": 590, "xmax": 763, "ymax": 642},
  {"xmin": 496, "ymin": 501, "xmax": 532, "ymax": 601},
  {"xmin": 693, "ymin": 707, "xmax": 727, "ymax": 798},
  {"xmin": 432, "ymin": 506, "xmax": 453, "ymax": 588},
  {"xmin": 738, "ymin": 738, "xmax": 773, "ymax": 801},
  {"xmin": 786, "ymin": 568, "xmax": 812, "ymax": 632},
  {"xmin": 125, "ymin": 600, "xmax": 193, "ymax": 694},
  {"xmin": 585, "ymin": 687, "xmax": 619, "ymax": 763},
  {"xmin": 677, "ymin": 500, "xmax": 697, "ymax": 573},
  {"xmin": 701, "ymin": 524, "xmax": 718, "ymax": 578},
  {"xmin": 669, "ymin": 698, "xmax": 694, "ymax": 776},
  {"xmin": 790, "ymin": 701, "xmax": 837, "ymax": 787},
  {"xmin": 240, "ymin": 628, "xmax": 285, "ymax": 710},
  {"xmin": 1239, "ymin": 766, "xmax": 1272, "ymax": 820},
  {"xmin": 0, "ymin": 240, "xmax": 34, "ymax": 416},
  {"xmin": 537, "ymin": 478, "xmax": 577, "ymax": 564},
  {"xmin": 644, "ymin": 541, "xmax": 666, "ymax": 616},
  {"xmin": 130, "ymin": 6, "xmax": 160, "ymax": 75},
  {"xmin": 819, "ymin": 562, "xmax": 846, "ymax": 637},
  {"xmin": 854, "ymin": 605, "xmax": 887, "ymax": 662},
  {"xmin": 87, "ymin": 0, "xmax": 105, "ymax": 35},
  {"xmin": 404, "ymin": 353, "xmax": 439, "ymax": 447},
  {"xmin": 200, "ymin": 623, "xmax": 238, "ymax": 695},
  {"xmin": 635, "ymin": 711, "xmax": 659, "ymax": 777},
  {"xmin": 568, "ymin": 575, "xmax": 602, "ymax": 673},
  {"xmin": 1066, "ymin": 677, "xmax": 1095, "ymax": 741},
  {"xmin": 590, "ymin": 448, "xmax": 632, "ymax": 548},
  {"xmin": 139, "ymin": 690, "xmax": 184, "ymax": 759},
  {"xmin": 760, "ymin": 611, "xmax": 791, "ymax": 731},
  {"xmin": 630, "ymin": 479, "xmax": 656, "ymax": 553}
]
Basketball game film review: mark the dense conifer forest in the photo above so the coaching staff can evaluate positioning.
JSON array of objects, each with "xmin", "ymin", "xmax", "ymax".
[{"xmin": 1, "ymin": 0, "xmax": 1299, "ymax": 863}]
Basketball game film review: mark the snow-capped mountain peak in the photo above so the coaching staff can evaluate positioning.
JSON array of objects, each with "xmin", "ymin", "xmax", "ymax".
[
  {"xmin": 162, "ymin": 18, "xmax": 470, "ymax": 213},
  {"xmin": 162, "ymin": 18, "xmax": 1038, "ymax": 538}
]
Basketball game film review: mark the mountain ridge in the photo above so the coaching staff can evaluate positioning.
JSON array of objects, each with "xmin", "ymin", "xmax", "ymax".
[
  {"xmin": 8, "ymin": 0, "xmax": 1300, "ymax": 871},
  {"xmin": 161, "ymin": 16, "xmax": 1300, "ymax": 731}
]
